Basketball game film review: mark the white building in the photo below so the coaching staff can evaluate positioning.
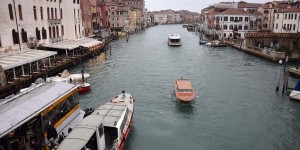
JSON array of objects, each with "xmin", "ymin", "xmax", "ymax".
[
  {"xmin": 0, "ymin": 0, "xmax": 83, "ymax": 52},
  {"xmin": 153, "ymin": 13, "xmax": 168, "ymax": 24},
  {"xmin": 273, "ymin": 8, "xmax": 300, "ymax": 33},
  {"xmin": 214, "ymin": 8, "xmax": 261, "ymax": 39}
]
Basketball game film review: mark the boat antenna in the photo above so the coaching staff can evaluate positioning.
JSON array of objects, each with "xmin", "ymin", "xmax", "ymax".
[{"xmin": 81, "ymin": 65, "xmax": 85, "ymax": 82}]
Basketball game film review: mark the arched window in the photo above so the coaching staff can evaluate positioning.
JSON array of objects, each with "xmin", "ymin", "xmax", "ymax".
[
  {"xmin": 49, "ymin": 26, "xmax": 52, "ymax": 38},
  {"xmin": 33, "ymin": 6, "xmax": 37, "ymax": 20},
  {"xmin": 21, "ymin": 28, "xmax": 27, "ymax": 43},
  {"xmin": 18, "ymin": 5, "xmax": 23, "ymax": 20},
  {"xmin": 77, "ymin": 0, "xmax": 79, "ymax": 4},
  {"xmin": 56, "ymin": 26, "xmax": 59, "ymax": 37},
  {"xmin": 61, "ymin": 25, "xmax": 64, "ymax": 36},
  {"xmin": 36, "ymin": 28, "xmax": 41, "ymax": 40},
  {"xmin": 8, "ymin": 4, "xmax": 14, "ymax": 20},
  {"xmin": 51, "ymin": 8, "xmax": 53, "ymax": 19},
  {"xmin": 52, "ymin": 26, "xmax": 55, "ymax": 38},
  {"xmin": 42, "ymin": 27, "xmax": 47, "ymax": 39},
  {"xmin": 47, "ymin": 7, "xmax": 49, "ymax": 19},
  {"xmin": 60, "ymin": 8, "xmax": 63, "ymax": 19},
  {"xmin": 40, "ymin": 7, "xmax": 43, "ymax": 20},
  {"xmin": 55, "ymin": 8, "xmax": 57, "ymax": 19},
  {"xmin": 12, "ymin": 29, "xmax": 19, "ymax": 44}
]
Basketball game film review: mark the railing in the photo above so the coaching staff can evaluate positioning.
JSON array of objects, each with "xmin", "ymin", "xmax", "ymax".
[
  {"xmin": 50, "ymin": 36, "xmax": 63, "ymax": 43},
  {"xmin": 48, "ymin": 19, "xmax": 61, "ymax": 24}
]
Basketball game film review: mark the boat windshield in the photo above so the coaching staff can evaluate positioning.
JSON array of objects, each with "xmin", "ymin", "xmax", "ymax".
[
  {"xmin": 170, "ymin": 39, "xmax": 180, "ymax": 42},
  {"xmin": 177, "ymin": 89, "xmax": 193, "ymax": 92}
]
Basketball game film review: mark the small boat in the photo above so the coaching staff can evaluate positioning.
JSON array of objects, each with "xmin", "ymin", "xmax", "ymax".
[
  {"xmin": 57, "ymin": 91, "xmax": 134, "ymax": 150},
  {"xmin": 168, "ymin": 34, "xmax": 181, "ymax": 46},
  {"xmin": 199, "ymin": 39, "xmax": 207, "ymax": 45},
  {"xmin": 175, "ymin": 78, "xmax": 196, "ymax": 102},
  {"xmin": 290, "ymin": 80, "xmax": 300, "ymax": 100},
  {"xmin": 205, "ymin": 42, "xmax": 212, "ymax": 46},
  {"xmin": 46, "ymin": 69, "xmax": 91, "ymax": 93}
]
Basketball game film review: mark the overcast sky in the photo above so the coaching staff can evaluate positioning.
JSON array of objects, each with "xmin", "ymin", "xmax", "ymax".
[{"xmin": 145, "ymin": 0, "xmax": 275, "ymax": 13}]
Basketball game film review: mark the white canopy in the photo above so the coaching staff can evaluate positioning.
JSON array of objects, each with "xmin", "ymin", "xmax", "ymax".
[
  {"xmin": 44, "ymin": 38, "xmax": 103, "ymax": 50},
  {"xmin": 0, "ymin": 49, "xmax": 57, "ymax": 70},
  {"xmin": 0, "ymin": 82, "xmax": 77, "ymax": 138}
]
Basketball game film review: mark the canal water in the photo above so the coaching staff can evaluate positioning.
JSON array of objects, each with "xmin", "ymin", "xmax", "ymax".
[{"xmin": 68, "ymin": 25, "xmax": 300, "ymax": 150}]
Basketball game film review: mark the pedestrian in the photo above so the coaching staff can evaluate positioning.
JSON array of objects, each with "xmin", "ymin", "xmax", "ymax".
[{"xmin": 47, "ymin": 123, "xmax": 58, "ymax": 148}]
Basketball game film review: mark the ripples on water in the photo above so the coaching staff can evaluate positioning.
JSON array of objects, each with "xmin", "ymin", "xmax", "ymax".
[{"xmin": 68, "ymin": 25, "xmax": 300, "ymax": 150}]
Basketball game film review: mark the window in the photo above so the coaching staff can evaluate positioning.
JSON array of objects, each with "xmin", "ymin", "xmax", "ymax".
[
  {"xmin": 49, "ymin": 26, "xmax": 52, "ymax": 38},
  {"xmin": 73, "ymin": 0, "xmax": 75, "ymax": 3},
  {"xmin": 285, "ymin": 14, "xmax": 287, "ymax": 19},
  {"xmin": 33, "ymin": 6, "xmax": 37, "ymax": 20},
  {"xmin": 60, "ymin": 8, "xmax": 63, "ymax": 19},
  {"xmin": 293, "ymin": 24, "xmax": 296, "ymax": 30},
  {"xmin": 223, "ymin": 33, "xmax": 226, "ymax": 37},
  {"xmin": 75, "ymin": 25, "xmax": 77, "ymax": 35},
  {"xmin": 36, "ymin": 28, "xmax": 41, "ymax": 40},
  {"xmin": 277, "ymin": 14, "xmax": 279, "ymax": 19},
  {"xmin": 8, "ymin": 4, "xmax": 14, "ymax": 20},
  {"xmin": 40, "ymin": 7, "xmax": 43, "ymax": 20},
  {"xmin": 61, "ymin": 25, "xmax": 64, "ymax": 36},
  {"xmin": 55, "ymin": 8, "xmax": 57, "ymax": 19},
  {"xmin": 235, "ymin": 17, "xmax": 238, "ymax": 21},
  {"xmin": 295, "ymin": 14, "xmax": 298, "ymax": 20},
  {"xmin": 245, "ymin": 17, "xmax": 249, "ymax": 22},
  {"xmin": 223, "ymin": 25, "xmax": 227, "ymax": 30},
  {"xmin": 18, "ymin": 5, "xmax": 23, "ymax": 20},
  {"xmin": 74, "ymin": 9, "xmax": 75, "ymax": 19},
  {"xmin": 291, "ymin": 14, "xmax": 293, "ymax": 19},
  {"xmin": 12, "ymin": 29, "xmax": 19, "ymax": 44},
  {"xmin": 78, "ymin": 9, "xmax": 79, "ymax": 20},
  {"xmin": 224, "ymin": 17, "xmax": 228, "ymax": 21},
  {"xmin": 56, "ymin": 26, "xmax": 59, "ymax": 37},
  {"xmin": 283, "ymin": 24, "xmax": 286, "ymax": 30},
  {"xmin": 244, "ymin": 25, "xmax": 248, "ymax": 30},
  {"xmin": 42, "ymin": 27, "xmax": 47, "ymax": 39},
  {"xmin": 239, "ymin": 17, "xmax": 243, "ymax": 22},
  {"xmin": 276, "ymin": 23, "xmax": 278, "ymax": 29},
  {"xmin": 264, "ymin": 10, "xmax": 269, "ymax": 14},
  {"xmin": 290, "ymin": 24, "xmax": 292, "ymax": 30},
  {"xmin": 21, "ymin": 28, "xmax": 27, "ymax": 43},
  {"xmin": 47, "ymin": 7, "xmax": 50, "ymax": 19},
  {"xmin": 238, "ymin": 25, "xmax": 242, "ymax": 30},
  {"xmin": 288, "ymin": 14, "xmax": 291, "ymax": 19},
  {"xmin": 77, "ymin": 0, "xmax": 79, "ymax": 4},
  {"xmin": 229, "ymin": 25, "xmax": 233, "ymax": 30},
  {"xmin": 51, "ymin": 8, "xmax": 53, "ymax": 19},
  {"xmin": 52, "ymin": 26, "xmax": 56, "ymax": 38},
  {"xmin": 230, "ymin": 17, "xmax": 234, "ymax": 21}
]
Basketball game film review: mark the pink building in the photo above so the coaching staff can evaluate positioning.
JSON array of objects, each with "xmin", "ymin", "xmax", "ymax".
[{"xmin": 80, "ymin": 0, "xmax": 93, "ymax": 37}]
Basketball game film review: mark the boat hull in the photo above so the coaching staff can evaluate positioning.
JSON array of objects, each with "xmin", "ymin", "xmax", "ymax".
[
  {"xmin": 78, "ymin": 83, "xmax": 90, "ymax": 93},
  {"xmin": 119, "ymin": 109, "xmax": 134, "ymax": 150}
]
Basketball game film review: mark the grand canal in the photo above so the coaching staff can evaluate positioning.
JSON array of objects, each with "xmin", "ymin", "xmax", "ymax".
[{"xmin": 68, "ymin": 25, "xmax": 300, "ymax": 149}]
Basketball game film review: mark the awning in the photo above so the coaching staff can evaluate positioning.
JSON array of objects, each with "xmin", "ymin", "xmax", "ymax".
[
  {"xmin": 44, "ymin": 38, "xmax": 102, "ymax": 50},
  {"xmin": 80, "ymin": 40, "xmax": 103, "ymax": 48},
  {"xmin": 0, "ymin": 82, "xmax": 77, "ymax": 138},
  {"xmin": 0, "ymin": 49, "xmax": 57, "ymax": 70}
]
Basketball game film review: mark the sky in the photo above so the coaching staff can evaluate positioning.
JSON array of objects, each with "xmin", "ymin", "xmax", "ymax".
[{"xmin": 145, "ymin": 0, "xmax": 276, "ymax": 13}]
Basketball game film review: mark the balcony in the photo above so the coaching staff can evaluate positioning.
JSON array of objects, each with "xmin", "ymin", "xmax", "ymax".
[{"xmin": 48, "ymin": 19, "xmax": 61, "ymax": 25}]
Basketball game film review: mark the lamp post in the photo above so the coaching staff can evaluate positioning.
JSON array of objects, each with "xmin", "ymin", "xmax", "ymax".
[{"xmin": 276, "ymin": 60, "xmax": 283, "ymax": 92}]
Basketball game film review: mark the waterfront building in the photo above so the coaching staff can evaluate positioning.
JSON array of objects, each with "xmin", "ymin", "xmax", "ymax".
[
  {"xmin": 109, "ymin": 2, "xmax": 131, "ymax": 32},
  {"xmin": 214, "ymin": 8, "xmax": 261, "ymax": 39},
  {"xmin": 153, "ymin": 13, "xmax": 168, "ymax": 24},
  {"xmin": 0, "ymin": 0, "xmax": 83, "ymax": 52},
  {"xmin": 81, "ymin": 0, "xmax": 93, "ymax": 37},
  {"xmin": 273, "ymin": 7, "xmax": 300, "ymax": 33}
]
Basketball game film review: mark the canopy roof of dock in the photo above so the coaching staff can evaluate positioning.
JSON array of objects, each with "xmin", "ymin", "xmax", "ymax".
[
  {"xmin": 44, "ymin": 38, "xmax": 103, "ymax": 50},
  {"xmin": 0, "ymin": 82, "xmax": 77, "ymax": 138},
  {"xmin": 0, "ymin": 49, "xmax": 57, "ymax": 70}
]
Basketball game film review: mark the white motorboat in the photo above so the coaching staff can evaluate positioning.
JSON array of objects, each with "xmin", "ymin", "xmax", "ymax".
[
  {"xmin": 57, "ymin": 91, "xmax": 134, "ymax": 150},
  {"xmin": 168, "ymin": 34, "xmax": 181, "ymax": 46},
  {"xmin": 290, "ymin": 80, "xmax": 300, "ymax": 100}
]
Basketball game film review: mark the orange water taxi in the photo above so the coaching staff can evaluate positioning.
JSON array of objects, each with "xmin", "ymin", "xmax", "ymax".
[{"xmin": 174, "ymin": 78, "xmax": 196, "ymax": 102}]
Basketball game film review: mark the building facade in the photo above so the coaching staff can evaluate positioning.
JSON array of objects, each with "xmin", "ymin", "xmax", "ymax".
[
  {"xmin": 273, "ymin": 8, "xmax": 300, "ymax": 33},
  {"xmin": 0, "ymin": 0, "xmax": 83, "ymax": 52}
]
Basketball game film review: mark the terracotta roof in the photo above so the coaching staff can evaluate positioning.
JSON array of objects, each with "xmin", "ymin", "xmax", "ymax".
[
  {"xmin": 216, "ymin": 8, "xmax": 260, "ymax": 15},
  {"xmin": 277, "ymin": 7, "xmax": 300, "ymax": 13},
  {"xmin": 238, "ymin": 2, "xmax": 263, "ymax": 8}
]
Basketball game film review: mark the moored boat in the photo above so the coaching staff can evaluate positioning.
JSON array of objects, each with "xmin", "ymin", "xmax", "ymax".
[
  {"xmin": 199, "ymin": 40, "xmax": 207, "ymax": 45},
  {"xmin": 57, "ymin": 91, "xmax": 134, "ymax": 150},
  {"xmin": 168, "ymin": 34, "xmax": 181, "ymax": 46},
  {"xmin": 290, "ymin": 80, "xmax": 300, "ymax": 100},
  {"xmin": 175, "ymin": 78, "xmax": 196, "ymax": 102},
  {"xmin": 0, "ymin": 79, "xmax": 85, "ymax": 149}
]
